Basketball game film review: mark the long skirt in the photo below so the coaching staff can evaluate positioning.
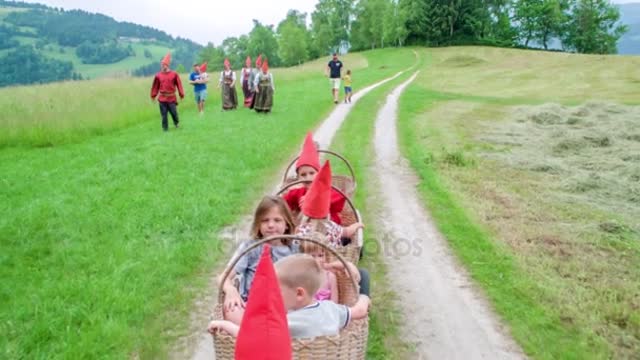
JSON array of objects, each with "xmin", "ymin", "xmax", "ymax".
[
  {"xmin": 221, "ymin": 84, "xmax": 237, "ymax": 110},
  {"xmin": 253, "ymin": 86, "xmax": 273, "ymax": 113},
  {"xmin": 242, "ymin": 80, "xmax": 253, "ymax": 107}
]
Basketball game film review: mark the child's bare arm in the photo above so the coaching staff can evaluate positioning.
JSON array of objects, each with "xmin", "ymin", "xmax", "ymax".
[
  {"xmin": 324, "ymin": 261, "xmax": 360, "ymax": 284},
  {"xmin": 329, "ymin": 271, "xmax": 339, "ymax": 303},
  {"xmin": 341, "ymin": 222, "xmax": 364, "ymax": 239},
  {"xmin": 208, "ymin": 320, "xmax": 240, "ymax": 337},
  {"xmin": 349, "ymin": 294, "xmax": 370, "ymax": 320},
  {"xmin": 217, "ymin": 273, "xmax": 245, "ymax": 311}
]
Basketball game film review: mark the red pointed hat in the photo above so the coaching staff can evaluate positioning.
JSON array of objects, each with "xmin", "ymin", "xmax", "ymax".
[
  {"xmin": 301, "ymin": 160, "xmax": 332, "ymax": 219},
  {"xmin": 262, "ymin": 58, "xmax": 269, "ymax": 73},
  {"xmin": 246, "ymin": 56, "xmax": 252, "ymax": 68},
  {"xmin": 161, "ymin": 52, "xmax": 171, "ymax": 66},
  {"xmin": 256, "ymin": 54, "xmax": 262, "ymax": 67},
  {"xmin": 199, "ymin": 62, "xmax": 207, "ymax": 72},
  {"xmin": 224, "ymin": 58, "xmax": 231, "ymax": 68},
  {"xmin": 295, "ymin": 133, "xmax": 320, "ymax": 171},
  {"xmin": 235, "ymin": 244, "xmax": 292, "ymax": 359}
]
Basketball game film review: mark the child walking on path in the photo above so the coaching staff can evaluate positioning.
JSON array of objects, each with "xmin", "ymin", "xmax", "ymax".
[{"xmin": 342, "ymin": 70, "xmax": 352, "ymax": 103}]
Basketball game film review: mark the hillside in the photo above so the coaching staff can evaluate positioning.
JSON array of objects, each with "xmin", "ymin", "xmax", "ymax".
[
  {"xmin": 619, "ymin": 3, "xmax": 640, "ymax": 54},
  {"xmin": 0, "ymin": 0, "xmax": 201, "ymax": 86}
]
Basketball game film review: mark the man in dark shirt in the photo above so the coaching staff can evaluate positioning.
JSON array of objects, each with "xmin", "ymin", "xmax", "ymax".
[{"xmin": 326, "ymin": 53, "xmax": 343, "ymax": 104}]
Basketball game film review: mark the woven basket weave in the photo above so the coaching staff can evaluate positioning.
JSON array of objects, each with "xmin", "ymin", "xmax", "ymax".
[{"xmin": 212, "ymin": 235, "xmax": 368, "ymax": 360}]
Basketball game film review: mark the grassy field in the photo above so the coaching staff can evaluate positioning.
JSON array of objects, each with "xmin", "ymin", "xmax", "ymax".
[
  {"xmin": 0, "ymin": 49, "xmax": 407, "ymax": 149},
  {"xmin": 398, "ymin": 47, "xmax": 640, "ymax": 359},
  {"xmin": 0, "ymin": 48, "xmax": 416, "ymax": 359},
  {"xmin": 38, "ymin": 42, "xmax": 173, "ymax": 79}
]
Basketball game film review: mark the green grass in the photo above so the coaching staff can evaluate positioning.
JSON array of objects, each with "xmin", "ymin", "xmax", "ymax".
[
  {"xmin": 330, "ymin": 59, "xmax": 421, "ymax": 357},
  {"xmin": 396, "ymin": 47, "xmax": 640, "ymax": 359},
  {"xmin": 74, "ymin": 43, "xmax": 173, "ymax": 79},
  {"xmin": 0, "ymin": 48, "xmax": 416, "ymax": 359},
  {"xmin": 0, "ymin": 49, "xmax": 413, "ymax": 149},
  {"xmin": 32, "ymin": 42, "xmax": 172, "ymax": 79}
]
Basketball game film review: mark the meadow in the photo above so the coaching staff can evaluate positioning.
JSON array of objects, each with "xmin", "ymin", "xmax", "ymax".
[
  {"xmin": 0, "ymin": 48, "xmax": 416, "ymax": 359},
  {"xmin": 398, "ymin": 47, "xmax": 640, "ymax": 359},
  {"xmin": 3, "ymin": 44, "xmax": 639, "ymax": 359}
]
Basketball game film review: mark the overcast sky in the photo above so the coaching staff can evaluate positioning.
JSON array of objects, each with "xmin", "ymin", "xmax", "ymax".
[
  {"xmin": 19, "ymin": 0, "xmax": 638, "ymax": 45},
  {"xmin": 20, "ymin": 0, "xmax": 319, "ymax": 45}
]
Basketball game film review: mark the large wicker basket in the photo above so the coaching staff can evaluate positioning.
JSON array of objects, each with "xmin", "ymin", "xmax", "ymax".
[
  {"xmin": 282, "ymin": 150, "xmax": 357, "ymax": 198},
  {"xmin": 277, "ymin": 181, "xmax": 363, "ymax": 265},
  {"xmin": 212, "ymin": 235, "xmax": 369, "ymax": 360}
]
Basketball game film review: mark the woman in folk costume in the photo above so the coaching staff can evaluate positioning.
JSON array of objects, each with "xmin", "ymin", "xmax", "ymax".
[
  {"xmin": 239, "ymin": 56, "xmax": 254, "ymax": 108},
  {"xmin": 218, "ymin": 58, "xmax": 238, "ymax": 110},
  {"xmin": 252, "ymin": 58, "xmax": 275, "ymax": 113},
  {"xmin": 249, "ymin": 55, "xmax": 262, "ymax": 109}
]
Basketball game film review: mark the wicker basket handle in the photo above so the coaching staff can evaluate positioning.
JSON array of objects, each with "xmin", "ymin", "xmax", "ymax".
[
  {"xmin": 218, "ymin": 235, "xmax": 360, "ymax": 305},
  {"xmin": 276, "ymin": 180, "xmax": 362, "ymax": 224},
  {"xmin": 282, "ymin": 150, "xmax": 356, "ymax": 187}
]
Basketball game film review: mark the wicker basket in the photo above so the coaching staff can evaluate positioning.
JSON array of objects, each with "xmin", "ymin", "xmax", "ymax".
[
  {"xmin": 277, "ymin": 181, "xmax": 363, "ymax": 265},
  {"xmin": 212, "ymin": 235, "xmax": 368, "ymax": 360},
  {"xmin": 282, "ymin": 150, "xmax": 357, "ymax": 198}
]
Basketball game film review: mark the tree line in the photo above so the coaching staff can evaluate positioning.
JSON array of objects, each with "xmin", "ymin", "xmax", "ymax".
[
  {"xmin": 0, "ymin": 46, "xmax": 82, "ymax": 87},
  {"xmin": 197, "ymin": 0, "xmax": 627, "ymax": 69}
]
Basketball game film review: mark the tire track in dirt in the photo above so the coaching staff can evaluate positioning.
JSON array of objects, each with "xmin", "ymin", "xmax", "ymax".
[
  {"xmin": 169, "ymin": 68, "xmax": 410, "ymax": 360},
  {"xmin": 372, "ymin": 72, "xmax": 527, "ymax": 359}
]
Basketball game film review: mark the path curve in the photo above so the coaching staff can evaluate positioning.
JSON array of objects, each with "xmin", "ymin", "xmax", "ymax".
[
  {"xmin": 169, "ymin": 67, "xmax": 412, "ymax": 360},
  {"xmin": 372, "ymin": 72, "xmax": 527, "ymax": 359}
]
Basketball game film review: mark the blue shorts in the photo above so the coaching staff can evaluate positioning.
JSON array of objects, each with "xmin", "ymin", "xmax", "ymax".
[
  {"xmin": 195, "ymin": 89, "xmax": 207, "ymax": 103},
  {"xmin": 344, "ymin": 86, "xmax": 352, "ymax": 93}
]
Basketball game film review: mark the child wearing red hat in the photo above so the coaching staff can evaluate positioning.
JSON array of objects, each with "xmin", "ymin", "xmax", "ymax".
[
  {"xmin": 209, "ymin": 244, "xmax": 293, "ymax": 359},
  {"xmin": 283, "ymin": 133, "xmax": 348, "ymax": 225},
  {"xmin": 296, "ymin": 160, "xmax": 364, "ymax": 247},
  {"xmin": 209, "ymin": 253, "xmax": 370, "ymax": 341}
]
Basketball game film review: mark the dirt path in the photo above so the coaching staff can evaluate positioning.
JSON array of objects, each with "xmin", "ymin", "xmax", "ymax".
[
  {"xmin": 372, "ymin": 72, "xmax": 526, "ymax": 359},
  {"xmin": 169, "ymin": 69, "xmax": 408, "ymax": 360}
]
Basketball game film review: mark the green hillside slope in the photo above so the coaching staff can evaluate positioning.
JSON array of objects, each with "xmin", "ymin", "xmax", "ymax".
[{"xmin": 0, "ymin": 0, "xmax": 200, "ymax": 85}]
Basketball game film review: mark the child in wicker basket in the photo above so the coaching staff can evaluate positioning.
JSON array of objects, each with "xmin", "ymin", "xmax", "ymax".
[
  {"xmin": 295, "ymin": 160, "xmax": 364, "ymax": 247},
  {"xmin": 209, "ymin": 254, "xmax": 370, "ymax": 339},
  {"xmin": 300, "ymin": 240, "xmax": 339, "ymax": 302},
  {"xmin": 217, "ymin": 195, "xmax": 298, "ymax": 325},
  {"xmin": 283, "ymin": 133, "xmax": 348, "ymax": 225}
]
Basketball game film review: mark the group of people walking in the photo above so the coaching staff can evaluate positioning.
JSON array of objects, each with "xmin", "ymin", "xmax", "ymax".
[
  {"xmin": 150, "ymin": 52, "xmax": 351, "ymax": 131},
  {"xmin": 187, "ymin": 55, "xmax": 275, "ymax": 114}
]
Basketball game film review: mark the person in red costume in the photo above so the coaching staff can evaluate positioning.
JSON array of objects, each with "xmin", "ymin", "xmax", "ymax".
[
  {"xmin": 282, "ymin": 133, "xmax": 346, "ymax": 224},
  {"xmin": 150, "ymin": 52, "xmax": 185, "ymax": 131}
]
